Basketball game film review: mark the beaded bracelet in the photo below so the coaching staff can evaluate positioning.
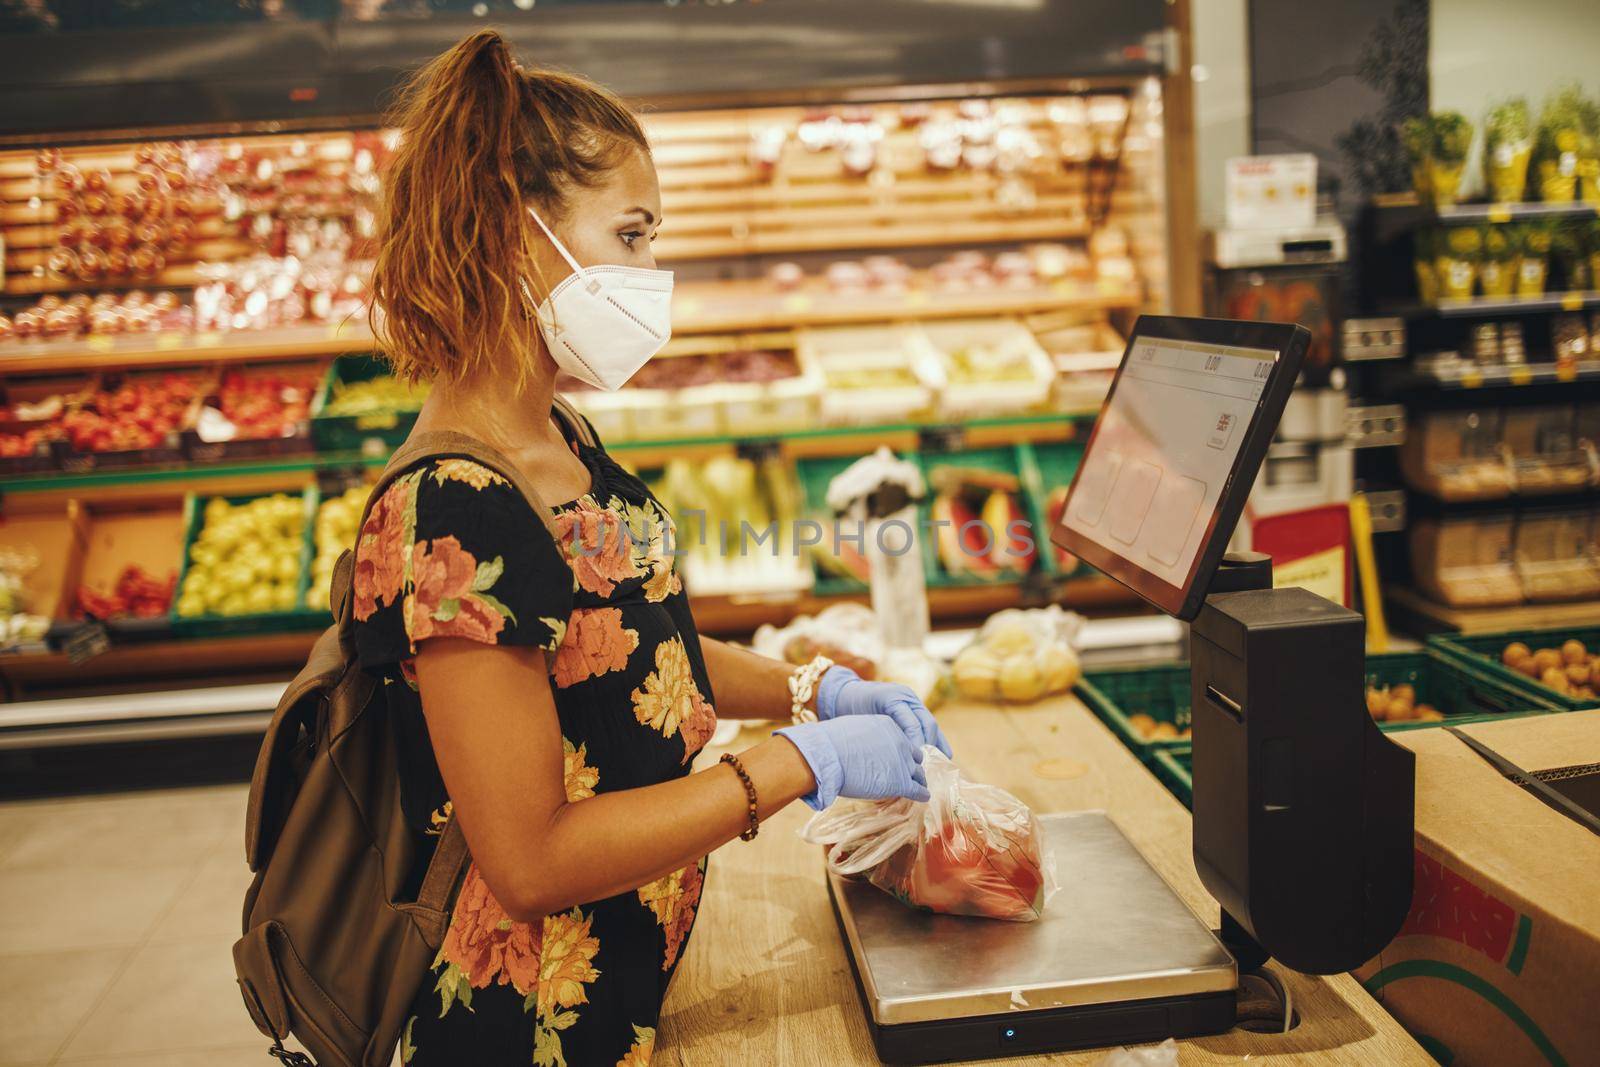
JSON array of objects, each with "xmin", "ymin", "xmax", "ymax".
[{"xmin": 720, "ymin": 753, "xmax": 761, "ymax": 841}]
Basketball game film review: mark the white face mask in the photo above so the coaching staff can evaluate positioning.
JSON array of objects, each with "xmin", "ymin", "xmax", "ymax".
[{"xmin": 523, "ymin": 207, "xmax": 673, "ymax": 391}]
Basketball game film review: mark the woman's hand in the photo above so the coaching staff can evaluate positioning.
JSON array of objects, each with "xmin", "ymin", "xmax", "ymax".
[
  {"xmin": 817, "ymin": 666, "xmax": 952, "ymax": 759},
  {"xmin": 776, "ymin": 716, "xmax": 929, "ymax": 810}
]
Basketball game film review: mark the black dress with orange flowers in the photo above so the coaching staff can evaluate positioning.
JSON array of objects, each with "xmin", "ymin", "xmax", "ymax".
[{"xmin": 350, "ymin": 428, "xmax": 716, "ymax": 1067}]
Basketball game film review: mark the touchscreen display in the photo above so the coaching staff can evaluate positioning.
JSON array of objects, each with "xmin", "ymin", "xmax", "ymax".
[{"xmin": 1061, "ymin": 335, "xmax": 1277, "ymax": 595}]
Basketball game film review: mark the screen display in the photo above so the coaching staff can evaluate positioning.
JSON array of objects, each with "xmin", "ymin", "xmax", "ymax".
[{"xmin": 1060, "ymin": 335, "xmax": 1277, "ymax": 599}]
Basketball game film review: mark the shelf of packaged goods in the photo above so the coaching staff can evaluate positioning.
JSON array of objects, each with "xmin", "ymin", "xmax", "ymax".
[
  {"xmin": 1389, "ymin": 290, "xmax": 1600, "ymax": 321},
  {"xmin": 0, "ymin": 411, "xmax": 1092, "ymax": 502},
  {"xmin": 1367, "ymin": 193, "xmax": 1599, "ymax": 243},
  {"xmin": 0, "ymin": 286, "xmax": 1140, "ymax": 375},
  {"xmin": 1410, "ymin": 357, "xmax": 1600, "ymax": 390},
  {"xmin": 1387, "ymin": 586, "xmax": 1600, "ymax": 637}
]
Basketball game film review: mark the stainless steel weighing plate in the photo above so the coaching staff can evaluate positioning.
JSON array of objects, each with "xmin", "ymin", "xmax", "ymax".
[{"xmin": 829, "ymin": 811, "xmax": 1237, "ymax": 1026}]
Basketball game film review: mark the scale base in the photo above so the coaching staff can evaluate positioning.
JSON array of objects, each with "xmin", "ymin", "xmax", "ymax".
[{"xmin": 826, "ymin": 812, "xmax": 1238, "ymax": 1065}]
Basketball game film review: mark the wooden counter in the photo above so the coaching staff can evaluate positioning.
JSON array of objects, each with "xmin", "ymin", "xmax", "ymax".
[{"xmin": 657, "ymin": 696, "xmax": 1431, "ymax": 1065}]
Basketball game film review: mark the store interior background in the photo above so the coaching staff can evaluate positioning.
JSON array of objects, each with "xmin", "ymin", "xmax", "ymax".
[{"xmin": 3, "ymin": 1, "xmax": 1600, "ymax": 1065}]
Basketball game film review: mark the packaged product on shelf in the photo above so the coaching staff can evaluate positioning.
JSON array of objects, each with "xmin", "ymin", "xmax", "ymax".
[
  {"xmin": 1550, "ymin": 220, "xmax": 1592, "ymax": 292},
  {"xmin": 1502, "ymin": 405, "xmax": 1589, "ymax": 492},
  {"xmin": 1410, "ymin": 513, "xmax": 1522, "ymax": 607},
  {"xmin": 1483, "ymin": 98, "xmax": 1534, "ymax": 203},
  {"xmin": 1413, "ymin": 229, "xmax": 1439, "ymax": 305},
  {"xmin": 951, "ymin": 607, "xmax": 1082, "ymax": 704},
  {"xmin": 1402, "ymin": 113, "xmax": 1472, "ymax": 206},
  {"xmin": 912, "ymin": 317, "xmax": 1054, "ymax": 416},
  {"xmin": 0, "ymin": 290, "xmax": 190, "ymax": 344},
  {"xmin": 801, "ymin": 749, "xmax": 1049, "ymax": 922},
  {"xmin": 306, "ymin": 485, "xmax": 371, "ymax": 612},
  {"xmin": 1513, "ymin": 509, "xmax": 1600, "ymax": 602},
  {"xmin": 1399, "ymin": 408, "xmax": 1511, "ymax": 501},
  {"xmin": 1552, "ymin": 314, "xmax": 1591, "ymax": 366},
  {"xmin": 1533, "ymin": 85, "xmax": 1589, "ymax": 204},
  {"xmin": 1516, "ymin": 222, "xmax": 1552, "ymax": 296},
  {"xmin": 1478, "ymin": 225, "xmax": 1517, "ymax": 298},
  {"xmin": 1435, "ymin": 226, "xmax": 1480, "ymax": 300},
  {"xmin": 1468, "ymin": 323, "xmax": 1502, "ymax": 365},
  {"xmin": 175, "ymin": 492, "xmax": 310, "ymax": 622}
]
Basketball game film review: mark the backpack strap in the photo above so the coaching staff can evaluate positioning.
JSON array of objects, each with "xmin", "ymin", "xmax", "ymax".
[{"xmin": 552, "ymin": 393, "xmax": 598, "ymax": 449}]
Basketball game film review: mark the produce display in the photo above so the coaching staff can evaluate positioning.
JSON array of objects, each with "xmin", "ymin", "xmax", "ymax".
[
  {"xmin": 306, "ymin": 485, "xmax": 370, "ymax": 611},
  {"xmin": 1125, "ymin": 714, "xmax": 1190, "ymax": 742},
  {"xmin": 175, "ymin": 494, "xmax": 305, "ymax": 618},
  {"xmin": 1043, "ymin": 487, "xmax": 1078, "ymax": 571},
  {"xmin": 1532, "ymin": 84, "xmax": 1599, "ymax": 204},
  {"xmin": 74, "ymin": 565, "xmax": 177, "ymax": 621},
  {"xmin": 1401, "ymin": 87, "xmax": 1599, "ymax": 206},
  {"xmin": 648, "ymin": 454, "xmax": 811, "ymax": 596},
  {"xmin": 1403, "ymin": 111, "xmax": 1474, "ymax": 207},
  {"xmin": 1500, "ymin": 638, "xmax": 1600, "ymax": 700},
  {"xmin": 928, "ymin": 466, "xmax": 1035, "ymax": 578},
  {"xmin": 0, "ymin": 547, "xmax": 51, "ymax": 650},
  {"xmin": 197, "ymin": 367, "xmax": 319, "ymax": 442},
  {"xmin": 951, "ymin": 608, "xmax": 1081, "ymax": 704},
  {"xmin": 619, "ymin": 348, "xmax": 799, "ymax": 391},
  {"xmin": 802, "ymin": 749, "xmax": 1047, "ymax": 922},
  {"xmin": 61, "ymin": 372, "xmax": 204, "ymax": 453},
  {"xmin": 1364, "ymin": 684, "xmax": 1447, "ymax": 724},
  {"xmin": 319, "ymin": 374, "xmax": 429, "ymax": 417}
]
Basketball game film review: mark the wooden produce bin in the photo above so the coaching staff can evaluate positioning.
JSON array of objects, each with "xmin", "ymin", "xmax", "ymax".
[
  {"xmin": 0, "ymin": 503, "xmax": 79, "ymax": 627},
  {"xmin": 59, "ymin": 497, "xmax": 187, "ymax": 638}
]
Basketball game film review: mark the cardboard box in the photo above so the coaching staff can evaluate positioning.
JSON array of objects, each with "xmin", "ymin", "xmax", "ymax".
[{"xmin": 1356, "ymin": 711, "xmax": 1600, "ymax": 1067}]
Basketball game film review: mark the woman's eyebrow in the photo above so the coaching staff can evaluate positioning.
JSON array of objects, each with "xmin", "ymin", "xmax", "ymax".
[{"xmin": 620, "ymin": 207, "xmax": 657, "ymax": 225}]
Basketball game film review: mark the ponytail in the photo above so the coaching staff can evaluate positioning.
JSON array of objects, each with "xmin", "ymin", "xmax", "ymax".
[{"xmin": 371, "ymin": 30, "xmax": 647, "ymax": 387}]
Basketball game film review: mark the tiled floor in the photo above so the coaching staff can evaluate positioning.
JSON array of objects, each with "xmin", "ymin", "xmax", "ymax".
[{"xmin": 0, "ymin": 784, "xmax": 290, "ymax": 1067}]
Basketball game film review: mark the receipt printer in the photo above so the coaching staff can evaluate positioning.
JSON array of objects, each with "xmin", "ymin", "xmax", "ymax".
[{"xmin": 1190, "ymin": 553, "xmax": 1415, "ymax": 975}]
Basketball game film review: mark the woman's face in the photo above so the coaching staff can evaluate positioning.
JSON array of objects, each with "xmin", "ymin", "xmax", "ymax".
[{"xmin": 529, "ymin": 147, "xmax": 663, "ymax": 292}]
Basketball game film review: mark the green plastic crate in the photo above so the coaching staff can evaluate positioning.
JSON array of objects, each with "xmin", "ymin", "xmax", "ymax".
[
  {"xmin": 1018, "ymin": 440, "xmax": 1084, "ymax": 578},
  {"xmin": 1429, "ymin": 626, "xmax": 1600, "ymax": 711},
  {"xmin": 310, "ymin": 354, "xmax": 426, "ymax": 454},
  {"xmin": 1076, "ymin": 663, "xmax": 1193, "ymax": 762},
  {"xmin": 794, "ymin": 453, "xmax": 876, "ymax": 596},
  {"xmin": 1151, "ymin": 744, "xmax": 1193, "ymax": 809},
  {"xmin": 917, "ymin": 444, "xmax": 1038, "ymax": 588},
  {"xmin": 171, "ymin": 488, "xmax": 323, "ymax": 638},
  {"xmin": 1079, "ymin": 650, "xmax": 1557, "ymax": 763}
]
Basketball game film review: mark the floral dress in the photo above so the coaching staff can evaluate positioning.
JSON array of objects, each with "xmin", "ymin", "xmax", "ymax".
[{"xmin": 351, "ymin": 427, "xmax": 716, "ymax": 1067}]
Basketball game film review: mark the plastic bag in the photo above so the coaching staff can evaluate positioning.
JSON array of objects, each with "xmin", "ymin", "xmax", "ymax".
[
  {"xmin": 1095, "ymin": 1038, "xmax": 1178, "ymax": 1067},
  {"xmin": 951, "ymin": 606, "xmax": 1082, "ymax": 703},
  {"xmin": 801, "ymin": 748, "xmax": 1050, "ymax": 921}
]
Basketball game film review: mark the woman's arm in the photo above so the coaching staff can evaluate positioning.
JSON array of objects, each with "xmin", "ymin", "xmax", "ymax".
[
  {"xmin": 698, "ymin": 635, "xmax": 807, "ymax": 720},
  {"xmin": 416, "ymin": 636, "xmax": 815, "ymax": 923}
]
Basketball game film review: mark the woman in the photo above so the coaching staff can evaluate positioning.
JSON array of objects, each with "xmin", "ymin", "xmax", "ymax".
[{"xmin": 358, "ymin": 29, "xmax": 949, "ymax": 1067}]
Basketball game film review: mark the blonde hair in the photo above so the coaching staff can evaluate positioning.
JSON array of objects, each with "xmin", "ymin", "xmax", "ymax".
[{"xmin": 370, "ymin": 29, "xmax": 648, "ymax": 386}]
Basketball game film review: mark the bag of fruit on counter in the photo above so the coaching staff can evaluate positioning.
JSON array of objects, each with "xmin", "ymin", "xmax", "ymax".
[
  {"xmin": 952, "ymin": 606, "xmax": 1082, "ymax": 704},
  {"xmin": 802, "ymin": 749, "xmax": 1050, "ymax": 922}
]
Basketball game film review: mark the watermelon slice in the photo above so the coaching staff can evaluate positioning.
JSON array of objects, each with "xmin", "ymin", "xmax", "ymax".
[{"xmin": 1397, "ymin": 849, "xmax": 1530, "ymax": 972}]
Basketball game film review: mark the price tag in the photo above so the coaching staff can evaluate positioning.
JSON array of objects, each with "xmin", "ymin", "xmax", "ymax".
[
  {"xmin": 1510, "ymin": 366, "xmax": 1533, "ymax": 386},
  {"xmin": 156, "ymin": 332, "xmax": 182, "ymax": 350},
  {"xmin": 1487, "ymin": 205, "xmax": 1512, "ymax": 224},
  {"xmin": 1460, "ymin": 369, "xmax": 1484, "ymax": 389},
  {"xmin": 918, "ymin": 424, "xmax": 966, "ymax": 453},
  {"xmin": 64, "ymin": 622, "xmax": 111, "ymax": 665},
  {"xmin": 1562, "ymin": 292, "xmax": 1584, "ymax": 311},
  {"xmin": 86, "ymin": 335, "xmax": 114, "ymax": 353},
  {"xmin": 1557, "ymin": 362, "xmax": 1578, "ymax": 382},
  {"xmin": 734, "ymin": 437, "xmax": 782, "ymax": 463},
  {"xmin": 781, "ymin": 294, "xmax": 813, "ymax": 314}
]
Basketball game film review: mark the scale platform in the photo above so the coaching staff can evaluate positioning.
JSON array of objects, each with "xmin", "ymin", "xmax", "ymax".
[{"xmin": 827, "ymin": 812, "xmax": 1237, "ymax": 1065}]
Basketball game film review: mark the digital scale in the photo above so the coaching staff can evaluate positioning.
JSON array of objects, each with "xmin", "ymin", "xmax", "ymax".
[{"xmin": 827, "ymin": 316, "xmax": 1417, "ymax": 1064}]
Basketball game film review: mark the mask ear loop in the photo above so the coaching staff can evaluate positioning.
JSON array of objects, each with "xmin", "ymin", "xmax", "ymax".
[{"xmin": 526, "ymin": 206, "xmax": 588, "ymax": 279}]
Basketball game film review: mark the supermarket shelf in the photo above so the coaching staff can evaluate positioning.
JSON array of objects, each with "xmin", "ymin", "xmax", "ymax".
[
  {"xmin": 1389, "ymin": 290, "xmax": 1600, "ymax": 320},
  {"xmin": 1387, "ymin": 586, "xmax": 1600, "ymax": 637},
  {"xmin": 0, "ymin": 284, "xmax": 1139, "ymax": 376},
  {"xmin": 0, "ymin": 411, "xmax": 1092, "ymax": 500},
  {"xmin": 1409, "ymin": 357, "xmax": 1600, "ymax": 390},
  {"xmin": 1367, "ymin": 193, "xmax": 1599, "ymax": 243}
]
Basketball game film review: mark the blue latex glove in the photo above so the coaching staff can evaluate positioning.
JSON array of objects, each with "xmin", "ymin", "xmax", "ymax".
[
  {"xmin": 776, "ymin": 716, "xmax": 929, "ymax": 811},
  {"xmin": 817, "ymin": 666, "xmax": 953, "ymax": 759}
]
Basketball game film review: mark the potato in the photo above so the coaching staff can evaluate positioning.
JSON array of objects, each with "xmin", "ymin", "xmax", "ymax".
[
  {"xmin": 1127, "ymin": 713, "xmax": 1157, "ymax": 738},
  {"xmin": 1502, "ymin": 642, "xmax": 1532, "ymax": 666},
  {"xmin": 1563, "ymin": 639, "xmax": 1588, "ymax": 665},
  {"xmin": 1521, "ymin": 659, "xmax": 1545, "ymax": 679},
  {"xmin": 1366, "ymin": 688, "xmax": 1390, "ymax": 720},
  {"xmin": 1150, "ymin": 721, "xmax": 1180, "ymax": 740},
  {"xmin": 1541, "ymin": 666, "xmax": 1571, "ymax": 691},
  {"xmin": 1389, "ymin": 697, "xmax": 1416, "ymax": 721},
  {"xmin": 1533, "ymin": 648, "xmax": 1564, "ymax": 673},
  {"xmin": 1414, "ymin": 705, "xmax": 1446, "ymax": 722},
  {"xmin": 1179, "ymin": 727, "xmax": 1192, "ymax": 739},
  {"xmin": 1587, "ymin": 662, "xmax": 1600, "ymax": 690},
  {"xmin": 1392, "ymin": 683, "xmax": 1416, "ymax": 704},
  {"xmin": 1567, "ymin": 664, "xmax": 1591, "ymax": 686}
]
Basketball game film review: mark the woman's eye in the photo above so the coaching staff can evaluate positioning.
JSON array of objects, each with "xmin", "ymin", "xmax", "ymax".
[{"xmin": 620, "ymin": 231, "xmax": 644, "ymax": 249}]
